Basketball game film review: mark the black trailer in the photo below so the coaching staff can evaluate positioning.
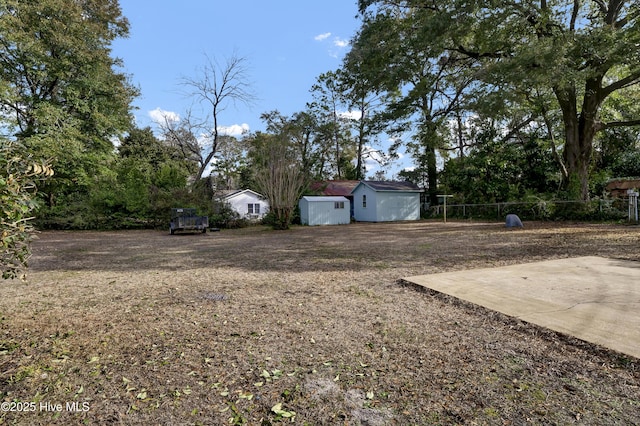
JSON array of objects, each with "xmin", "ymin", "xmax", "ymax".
[{"xmin": 170, "ymin": 208, "xmax": 209, "ymax": 234}]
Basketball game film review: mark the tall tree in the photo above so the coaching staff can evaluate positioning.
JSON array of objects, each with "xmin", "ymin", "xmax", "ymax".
[
  {"xmin": 0, "ymin": 0, "xmax": 135, "ymax": 139},
  {"xmin": 336, "ymin": 60, "xmax": 389, "ymax": 180},
  {"xmin": 308, "ymin": 71, "xmax": 354, "ymax": 180},
  {"xmin": 358, "ymin": 0, "xmax": 640, "ymax": 200},
  {"xmin": 348, "ymin": 8, "xmax": 472, "ymax": 203},
  {"xmin": 157, "ymin": 110, "xmax": 205, "ymax": 175},
  {"xmin": 180, "ymin": 53, "xmax": 256, "ymax": 181},
  {"xmin": 0, "ymin": 0, "xmax": 138, "ymax": 208},
  {"xmin": 119, "ymin": 127, "xmax": 171, "ymax": 168},
  {"xmin": 209, "ymin": 134, "xmax": 247, "ymax": 191},
  {"xmin": 260, "ymin": 110, "xmax": 326, "ymax": 180}
]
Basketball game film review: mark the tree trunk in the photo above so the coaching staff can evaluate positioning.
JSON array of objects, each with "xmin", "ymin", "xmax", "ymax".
[{"xmin": 555, "ymin": 78, "xmax": 603, "ymax": 201}]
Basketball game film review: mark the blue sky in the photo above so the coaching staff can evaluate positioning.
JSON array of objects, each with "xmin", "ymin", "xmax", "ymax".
[
  {"xmin": 112, "ymin": 1, "xmax": 408, "ymax": 177},
  {"xmin": 112, "ymin": 1, "xmax": 357, "ymax": 133}
]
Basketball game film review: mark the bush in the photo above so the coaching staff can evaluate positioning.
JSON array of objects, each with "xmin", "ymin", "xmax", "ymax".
[{"xmin": 1, "ymin": 140, "xmax": 52, "ymax": 279}]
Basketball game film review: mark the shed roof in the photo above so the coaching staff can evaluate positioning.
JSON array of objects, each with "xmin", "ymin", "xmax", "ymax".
[
  {"xmin": 301, "ymin": 196, "xmax": 349, "ymax": 202},
  {"xmin": 352, "ymin": 180, "xmax": 422, "ymax": 193}
]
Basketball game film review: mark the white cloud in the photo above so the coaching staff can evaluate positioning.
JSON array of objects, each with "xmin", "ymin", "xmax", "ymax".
[
  {"xmin": 110, "ymin": 135, "xmax": 121, "ymax": 148},
  {"xmin": 328, "ymin": 37, "xmax": 350, "ymax": 58},
  {"xmin": 315, "ymin": 33, "xmax": 350, "ymax": 58},
  {"xmin": 338, "ymin": 110, "xmax": 362, "ymax": 121},
  {"xmin": 333, "ymin": 37, "xmax": 349, "ymax": 48},
  {"xmin": 149, "ymin": 108, "xmax": 180, "ymax": 125},
  {"xmin": 314, "ymin": 32, "xmax": 332, "ymax": 41},
  {"xmin": 218, "ymin": 123, "xmax": 250, "ymax": 136}
]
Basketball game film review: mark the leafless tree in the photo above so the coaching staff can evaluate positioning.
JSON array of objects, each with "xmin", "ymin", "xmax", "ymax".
[
  {"xmin": 251, "ymin": 133, "xmax": 307, "ymax": 230},
  {"xmin": 180, "ymin": 53, "xmax": 256, "ymax": 181},
  {"xmin": 157, "ymin": 109, "xmax": 204, "ymax": 168}
]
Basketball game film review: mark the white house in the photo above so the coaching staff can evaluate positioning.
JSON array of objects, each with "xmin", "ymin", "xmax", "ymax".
[
  {"xmin": 299, "ymin": 196, "xmax": 351, "ymax": 226},
  {"xmin": 220, "ymin": 189, "xmax": 269, "ymax": 220},
  {"xmin": 351, "ymin": 181, "xmax": 421, "ymax": 222}
]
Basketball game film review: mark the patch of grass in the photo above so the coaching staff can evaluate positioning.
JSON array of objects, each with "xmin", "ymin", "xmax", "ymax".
[
  {"xmin": 11, "ymin": 364, "xmax": 39, "ymax": 383},
  {"xmin": 0, "ymin": 339, "xmax": 20, "ymax": 354}
]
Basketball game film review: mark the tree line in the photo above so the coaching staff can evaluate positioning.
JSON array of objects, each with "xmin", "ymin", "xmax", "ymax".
[{"xmin": 2, "ymin": 0, "xmax": 639, "ymax": 278}]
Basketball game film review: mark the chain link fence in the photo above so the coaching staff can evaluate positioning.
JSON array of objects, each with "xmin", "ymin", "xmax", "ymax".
[{"xmin": 427, "ymin": 197, "xmax": 635, "ymax": 222}]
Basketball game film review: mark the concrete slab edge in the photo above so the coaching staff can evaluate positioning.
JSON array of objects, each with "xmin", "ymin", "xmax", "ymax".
[{"xmin": 396, "ymin": 278, "xmax": 640, "ymax": 365}]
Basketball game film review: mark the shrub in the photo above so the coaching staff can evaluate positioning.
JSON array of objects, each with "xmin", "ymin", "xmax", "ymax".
[{"xmin": 1, "ymin": 140, "xmax": 52, "ymax": 279}]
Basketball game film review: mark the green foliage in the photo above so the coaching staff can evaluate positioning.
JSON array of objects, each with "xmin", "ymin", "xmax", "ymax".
[
  {"xmin": 441, "ymin": 132, "xmax": 558, "ymax": 204},
  {"xmin": 611, "ymin": 150, "xmax": 640, "ymax": 178},
  {"xmin": 0, "ymin": 0, "xmax": 136, "ymax": 140},
  {"xmin": 308, "ymin": 72, "xmax": 360, "ymax": 180},
  {"xmin": 0, "ymin": 140, "xmax": 52, "ymax": 279},
  {"xmin": 600, "ymin": 126, "xmax": 640, "ymax": 179},
  {"xmin": 35, "ymin": 125, "xmax": 201, "ymax": 230},
  {"xmin": 1, "ymin": 0, "xmax": 138, "ymax": 223},
  {"xmin": 209, "ymin": 202, "xmax": 246, "ymax": 229}
]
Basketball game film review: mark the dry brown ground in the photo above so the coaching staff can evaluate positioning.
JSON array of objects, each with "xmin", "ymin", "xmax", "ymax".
[{"xmin": 1, "ymin": 220, "xmax": 639, "ymax": 425}]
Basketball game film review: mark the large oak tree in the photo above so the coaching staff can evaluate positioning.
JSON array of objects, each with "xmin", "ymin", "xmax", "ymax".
[
  {"xmin": 357, "ymin": 0, "xmax": 640, "ymax": 200},
  {"xmin": 0, "ymin": 0, "xmax": 138, "ymax": 206}
]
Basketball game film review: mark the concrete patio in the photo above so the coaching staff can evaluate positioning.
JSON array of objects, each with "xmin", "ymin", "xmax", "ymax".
[{"xmin": 404, "ymin": 256, "xmax": 640, "ymax": 359}]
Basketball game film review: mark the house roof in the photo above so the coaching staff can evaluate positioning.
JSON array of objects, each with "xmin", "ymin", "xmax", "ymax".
[
  {"xmin": 352, "ymin": 180, "xmax": 422, "ymax": 193},
  {"xmin": 309, "ymin": 180, "xmax": 359, "ymax": 197},
  {"xmin": 606, "ymin": 179, "xmax": 640, "ymax": 192},
  {"xmin": 219, "ymin": 189, "xmax": 265, "ymax": 200}
]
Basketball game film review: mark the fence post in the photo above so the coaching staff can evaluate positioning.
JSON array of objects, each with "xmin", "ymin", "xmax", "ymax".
[
  {"xmin": 629, "ymin": 190, "xmax": 639, "ymax": 223},
  {"xmin": 439, "ymin": 195, "xmax": 454, "ymax": 223}
]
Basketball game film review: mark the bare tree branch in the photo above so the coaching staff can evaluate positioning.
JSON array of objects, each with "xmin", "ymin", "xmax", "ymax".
[
  {"xmin": 601, "ymin": 72, "xmax": 640, "ymax": 98},
  {"xmin": 179, "ymin": 53, "xmax": 256, "ymax": 181},
  {"xmin": 570, "ymin": 0, "xmax": 580, "ymax": 31},
  {"xmin": 598, "ymin": 119, "xmax": 640, "ymax": 131},
  {"xmin": 499, "ymin": 116, "xmax": 536, "ymax": 143},
  {"xmin": 539, "ymin": 101, "xmax": 569, "ymax": 180}
]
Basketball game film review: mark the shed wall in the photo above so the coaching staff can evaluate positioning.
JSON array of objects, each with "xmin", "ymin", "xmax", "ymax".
[
  {"xmin": 299, "ymin": 197, "xmax": 350, "ymax": 226},
  {"xmin": 352, "ymin": 185, "xmax": 378, "ymax": 222},
  {"xmin": 376, "ymin": 192, "xmax": 420, "ymax": 222},
  {"xmin": 352, "ymin": 184, "xmax": 420, "ymax": 222}
]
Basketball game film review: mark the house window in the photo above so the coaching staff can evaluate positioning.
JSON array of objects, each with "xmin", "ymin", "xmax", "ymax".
[
  {"xmin": 334, "ymin": 201, "xmax": 344, "ymax": 209},
  {"xmin": 362, "ymin": 194, "xmax": 367, "ymax": 208},
  {"xmin": 247, "ymin": 203, "xmax": 260, "ymax": 214}
]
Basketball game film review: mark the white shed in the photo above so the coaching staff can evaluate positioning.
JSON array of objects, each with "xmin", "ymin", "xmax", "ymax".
[
  {"xmin": 351, "ymin": 181, "xmax": 421, "ymax": 222},
  {"xmin": 299, "ymin": 196, "xmax": 351, "ymax": 226},
  {"xmin": 220, "ymin": 189, "xmax": 269, "ymax": 220}
]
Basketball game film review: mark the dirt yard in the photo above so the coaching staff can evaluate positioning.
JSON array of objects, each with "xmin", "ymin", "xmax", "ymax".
[{"xmin": 1, "ymin": 221, "xmax": 639, "ymax": 425}]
